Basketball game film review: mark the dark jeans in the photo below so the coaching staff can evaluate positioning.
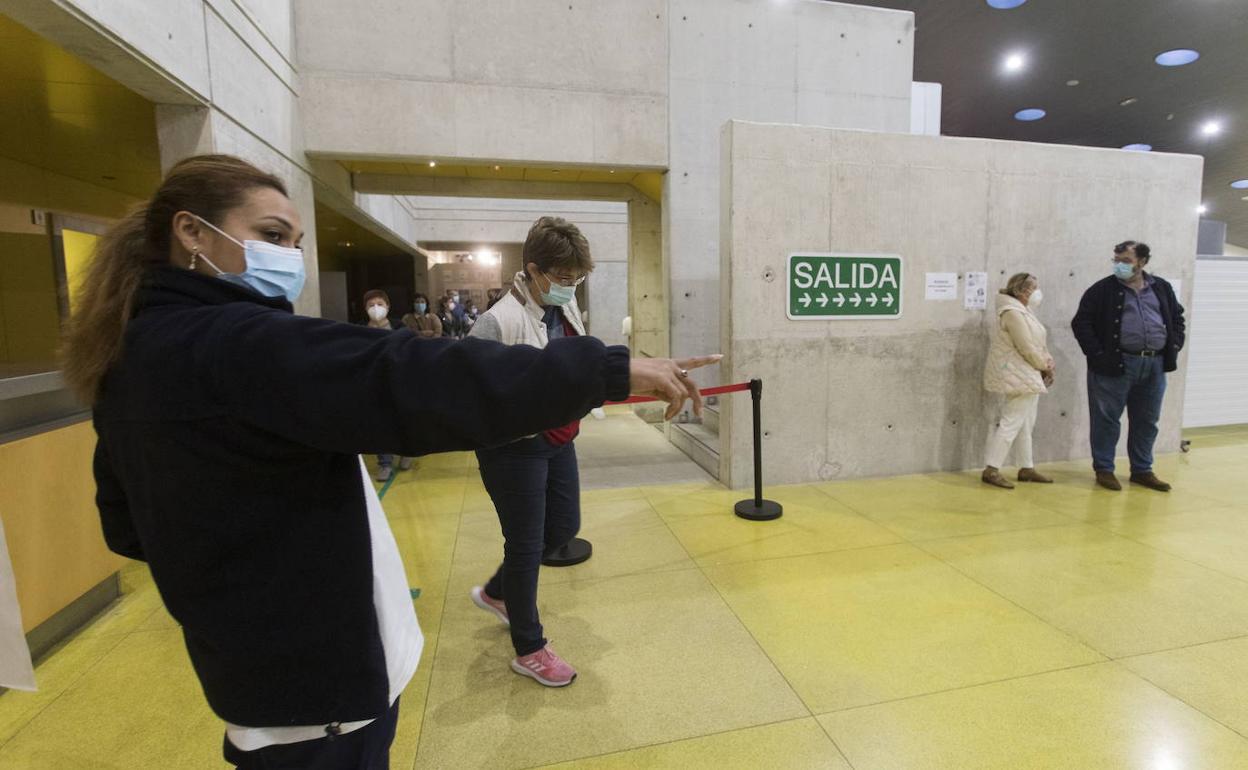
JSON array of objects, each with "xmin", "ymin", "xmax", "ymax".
[
  {"xmin": 223, "ymin": 698, "xmax": 399, "ymax": 770},
  {"xmin": 476, "ymin": 435, "xmax": 581, "ymax": 657},
  {"xmin": 1087, "ymin": 355, "xmax": 1167, "ymax": 474},
  {"xmin": 377, "ymin": 453, "xmax": 393, "ymax": 468}
]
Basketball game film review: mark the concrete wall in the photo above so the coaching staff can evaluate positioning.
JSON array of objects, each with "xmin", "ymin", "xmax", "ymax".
[
  {"xmin": 405, "ymin": 197, "xmax": 630, "ymax": 346},
  {"xmin": 296, "ymin": 0, "xmax": 667, "ymax": 168},
  {"xmin": 666, "ymin": 0, "xmax": 915, "ymax": 389},
  {"xmin": 719, "ymin": 120, "xmax": 1203, "ymax": 487}
]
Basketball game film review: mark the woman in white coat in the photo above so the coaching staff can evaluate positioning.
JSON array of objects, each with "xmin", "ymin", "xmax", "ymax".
[{"xmin": 982, "ymin": 272, "xmax": 1056, "ymax": 489}]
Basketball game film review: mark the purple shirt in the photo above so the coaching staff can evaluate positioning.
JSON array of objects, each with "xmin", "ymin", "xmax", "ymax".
[{"xmin": 1119, "ymin": 275, "xmax": 1168, "ymax": 352}]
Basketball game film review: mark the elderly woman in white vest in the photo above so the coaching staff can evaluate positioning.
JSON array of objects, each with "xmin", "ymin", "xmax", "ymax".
[
  {"xmin": 467, "ymin": 216, "xmax": 717, "ymax": 687},
  {"xmin": 982, "ymin": 272, "xmax": 1056, "ymax": 489}
]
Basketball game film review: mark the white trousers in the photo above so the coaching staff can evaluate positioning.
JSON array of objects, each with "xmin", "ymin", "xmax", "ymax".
[{"xmin": 985, "ymin": 393, "xmax": 1040, "ymax": 469}]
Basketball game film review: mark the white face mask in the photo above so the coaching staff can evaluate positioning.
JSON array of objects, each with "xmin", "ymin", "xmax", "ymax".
[
  {"xmin": 1029, "ymin": 289, "xmax": 1044, "ymax": 308},
  {"xmin": 367, "ymin": 305, "xmax": 389, "ymax": 321}
]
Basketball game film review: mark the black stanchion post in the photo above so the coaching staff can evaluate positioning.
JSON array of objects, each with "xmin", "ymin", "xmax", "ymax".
[{"xmin": 734, "ymin": 378, "xmax": 783, "ymax": 521}]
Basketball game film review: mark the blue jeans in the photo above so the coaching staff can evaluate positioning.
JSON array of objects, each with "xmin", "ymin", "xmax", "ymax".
[
  {"xmin": 476, "ymin": 435, "xmax": 581, "ymax": 656},
  {"xmin": 1087, "ymin": 355, "xmax": 1167, "ymax": 474}
]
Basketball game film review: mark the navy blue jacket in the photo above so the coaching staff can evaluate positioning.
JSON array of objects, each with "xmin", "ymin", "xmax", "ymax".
[
  {"xmin": 92, "ymin": 268, "xmax": 629, "ymax": 726},
  {"xmin": 1070, "ymin": 273, "xmax": 1186, "ymax": 377}
]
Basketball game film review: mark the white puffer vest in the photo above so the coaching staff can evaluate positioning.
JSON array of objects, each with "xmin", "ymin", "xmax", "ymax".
[
  {"xmin": 983, "ymin": 294, "xmax": 1049, "ymax": 396},
  {"xmin": 476, "ymin": 271, "xmax": 587, "ymax": 348}
]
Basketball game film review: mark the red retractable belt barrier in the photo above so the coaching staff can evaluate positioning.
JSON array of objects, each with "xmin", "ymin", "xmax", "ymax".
[
  {"xmin": 606, "ymin": 381, "xmax": 751, "ymax": 405},
  {"xmin": 608, "ymin": 379, "xmax": 782, "ymax": 522}
]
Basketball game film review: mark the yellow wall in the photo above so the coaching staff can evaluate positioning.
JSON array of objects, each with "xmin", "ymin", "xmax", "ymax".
[
  {"xmin": 61, "ymin": 229, "xmax": 99, "ymax": 315},
  {"xmin": 0, "ymin": 231, "xmax": 60, "ymax": 366},
  {"xmin": 0, "ymin": 421, "xmax": 123, "ymax": 632}
]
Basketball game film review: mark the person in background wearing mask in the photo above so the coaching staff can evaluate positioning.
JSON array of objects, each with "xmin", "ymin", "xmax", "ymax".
[
  {"xmin": 438, "ymin": 295, "xmax": 465, "ymax": 339},
  {"xmin": 982, "ymin": 273, "xmax": 1055, "ymax": 489},
  {"xmin": 446, "ymin": 290, "xmax": 467, "ymax": 325},
  {"xmin": 401, "ymin": 293, "xmax": 442, "ymax": 338},
  {"xmin": 1072, "ymin": 240, "xmax": 1185, "ymax": 492},
  {"xmin": 469, "ymin": 216, "xmax": 717, "ymax": 687},
  {"xmin": 61, "ymin": 155, "xmax": 707, "ymax": 769},
  {"xmin": 361, "ymin": 290, "xmax": 412, "ymax": 481}
]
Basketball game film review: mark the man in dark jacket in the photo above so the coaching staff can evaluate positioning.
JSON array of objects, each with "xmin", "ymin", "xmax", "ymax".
[{"xmin": 1071, "ymin": 240, "xmax": 1185, "ymax": 492}]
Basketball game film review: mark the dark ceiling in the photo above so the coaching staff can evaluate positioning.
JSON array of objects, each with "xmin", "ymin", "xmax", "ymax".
[{"xmin": 844, "ymin": 0, "xmax": 1248, "ymax": 247}]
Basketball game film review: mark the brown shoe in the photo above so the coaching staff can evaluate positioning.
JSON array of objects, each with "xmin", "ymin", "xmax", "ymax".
[
  {"xmin": 982, "ymin": 467, "xmax": 1015, "ymax": 489},
  {"xmin": 1130, "ymin": 472, "xmax": 1172, "ymax": 492},
  {"xmin": 1018, "ymin": 468, "xmax": 1053, "ymax": 484},
  {"xmin": 1095, "ymin": 471, "xmax": 1122, "ymax": 491}
]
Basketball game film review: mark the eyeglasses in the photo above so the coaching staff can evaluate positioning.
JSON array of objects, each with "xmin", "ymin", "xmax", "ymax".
[{"xmin": 545, "ymin": 272, "xmax": 587, "ymax": 288}]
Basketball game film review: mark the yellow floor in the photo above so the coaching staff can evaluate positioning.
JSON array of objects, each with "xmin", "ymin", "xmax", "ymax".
[{"xmin": 3, "ymin": 425, "xmax": 1248, "ymax": 768}]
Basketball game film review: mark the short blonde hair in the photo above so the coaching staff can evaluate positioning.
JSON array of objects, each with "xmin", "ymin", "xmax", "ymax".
[{"xmin": 1000, "ymin": 272, "xmax": 1034, "ymax": 298}]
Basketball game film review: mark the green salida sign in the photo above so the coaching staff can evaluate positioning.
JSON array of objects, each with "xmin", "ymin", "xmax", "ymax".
[{"xmin": 787, "ymin": 253, "xmax": 903, "ymax": 320}]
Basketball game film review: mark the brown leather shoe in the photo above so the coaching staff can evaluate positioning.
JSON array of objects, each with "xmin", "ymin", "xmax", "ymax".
[
  {"xmin": 982, "ymin": 467, "xmax": 1015, "ymax": 489},
  {"xmin": 1018, "ymin": 468, "xmax": 1053, "ymax": 484},
  {"xmin": 1095, "ymin": 471, "xmax": 1122, "ymax": 491},
  {"xmin": 1130, "ymin": 472, "xmax": 1172, "ymax": 492}
]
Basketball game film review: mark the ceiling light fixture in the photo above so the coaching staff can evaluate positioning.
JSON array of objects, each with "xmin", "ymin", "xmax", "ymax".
[
  {"xmin": 1122, "ymin": 144, "xmax": 1153, "ymax": 152},
  {"xmin": 1201, "ymin": 121, "xmax": 1222, "ymax": 137},
  {"xmin": 1066, "ymin": 79, "xmax": 1080, "ymax": 87},
  {"xmin": 1197, "ymin": 204, "xmax": 1208, "ymax": 215},
  {"xmin": 1119, "ymin": 97, "xmax": 1138, "ymax": 107},
  {"xmin": 1230, "ymin": 180, "xmax": 1248, "ymax": 189},
  {"xmin": 492, "ymin": 165, "xmax": 501, "ymax": 171},
  {"xmin": 428, "ymin": 160, "xmax": 437, "ymax": 168},
  {"xmin": 1004, "ymin": 52, "xmax": 1025, "ymax": 73},
  {"xmin": 1014, "ymin": 108, "xmax": 1046, "ymax": 121},
  {"xmin": 986, "ymin": 0, "xmax": 1027, "ymax": 8},
  {"xmin": 1155, "ymin": 49, "xmax": 1200, "ymax": 67}
]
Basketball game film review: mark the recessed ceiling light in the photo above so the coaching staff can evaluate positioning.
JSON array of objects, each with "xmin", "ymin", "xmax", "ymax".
[
  {"xmin": 1066, "ymin": 79, "xmax": 1080, "ymax": 86},
  {"xmin": 1197, "ymin": 205, "xmax": 1208, "ymax": 215},
  {"xmin": 1166, "ymin": 113, "xmax": 1175, "ymax": 121},
  {"xmin": 1122, "ymin": 144, "xmax": 1153, "ymax": 151},
  {"xmin": 609, "ymin": 169, "xmax": 616, "ymax": 174},
  {"xmin": 1201, "ymin": 121, "xmax": 1222, "ymax": 137},
  {"xmin": 1014, "ymin": 108, "xmax": 1046, "ymax": 121},
  {"xmin": 1155, "ymin": 49, "xmax": 1200, "ymax": 67},
  {"xmin": 986, "ymin": 0, "xmax": 1026, "ymax": 8},
  {"xmin": 1004, "ymin": 52, "xmax": 1025, "ymax": 73},
  {"xmin": 492, "ymin": 165, "xmax": 501, "ymax": 171},
  {"xmin": 428, "ymin": 160, "xmax": 437, "ymax": 168},
  {"xmin": 1231, "ymin": 180, "xmax": 1248, "ymax": 189},
  {"xmin": 1119, "ymin": 97, "xmax": 1138, "ymax": 107}
]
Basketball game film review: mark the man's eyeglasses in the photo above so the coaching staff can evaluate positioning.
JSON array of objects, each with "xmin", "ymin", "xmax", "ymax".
[{"xmin": 546, "ymin": 272, "xmax": 587, "ymax": 288}]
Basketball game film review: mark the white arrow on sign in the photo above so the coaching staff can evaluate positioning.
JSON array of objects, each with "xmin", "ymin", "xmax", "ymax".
[
  {"xmin": 850, "ymin": 293, "xmax": 862, "ymax": 307},
  {"xmin": 883, "ymin": 294, "xmax": 895, "ymax": 308},
  {"xmin": 834, "ymin": 294, "xmax": 846, "ymax": 307},
  {"xmin": 817, "ymin": 294, "xmax": 829, "ymax": 308},
  {"xmin": 866, "ymin": 294, "xmax": 879, "ymax": 308},
  {"xmin": 799, "ymin": 293, "xmax": 812, "ymax": 308}
]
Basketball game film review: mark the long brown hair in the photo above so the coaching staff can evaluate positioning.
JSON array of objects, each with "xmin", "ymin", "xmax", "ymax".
[{"xmin": 61, "ymin": 154, "xmax": 287, "ymax": 404}]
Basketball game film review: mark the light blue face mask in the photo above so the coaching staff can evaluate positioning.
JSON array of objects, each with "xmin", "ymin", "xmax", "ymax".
[
  {"xmin": 1112, "ymin": 261, "xmax": 1136, "ymax": 281},
  {"xmin": 415, "ymin": 302, "xmax": 427, "ymax": 314},
  {"xmin": 194, "ymin": 215, "xmax": 306, "ymax": 303},
  {"xmin": 540, "ymin": 274, "xmax": 577, "ymax": 306}
]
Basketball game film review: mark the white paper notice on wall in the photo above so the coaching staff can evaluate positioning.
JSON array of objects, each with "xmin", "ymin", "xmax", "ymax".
[
  {"xmin": 964, "ymin": 271, "xmax": 988, "ymax": 310},
  {"xmin": 0, "ymin": 515, "xmax": 36, "ymax": 691},
  {"xmin": 925, "ymin": 272, "xmax": 958, "ymax": 301}
]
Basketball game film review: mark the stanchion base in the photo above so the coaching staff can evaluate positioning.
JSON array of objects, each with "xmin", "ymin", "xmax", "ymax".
[
  {"xmin": 734, "ymin": 499, "xmax": 783, "ymax": 521},
  {"xmin": 542, "ymin": 537, "xmax": 593, "ymax": 567}
]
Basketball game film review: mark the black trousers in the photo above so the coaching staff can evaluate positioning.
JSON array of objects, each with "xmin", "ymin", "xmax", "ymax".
[
  {"xmin": 223, "ymin": 698, "xmax": 400, "ymax": 770},
  {"xmin": 476, "ymin": 435, "xmax": 581, "ymax": 656}
]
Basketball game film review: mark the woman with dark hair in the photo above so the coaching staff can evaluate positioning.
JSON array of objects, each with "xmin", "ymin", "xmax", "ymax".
[
  {"xmin": 437, "ymin": 295, "xmax": 465, "ymax": 339},
  {"xmin": 401, "ymin": 292, "xmax": 442, "ymax": 338},
  {"xmin": 61, "ymin": 154, "xmax": 710, "ymax": 769},
  {"xmin": 982, "ymin": 272, "xmax": 1055, "ymax": 489}
]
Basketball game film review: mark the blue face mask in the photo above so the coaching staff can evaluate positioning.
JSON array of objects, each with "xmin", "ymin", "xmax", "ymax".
[
  {"xmin": 1112, "ymin": 262, "xmax": 1136, "ymax": 281},
  {"xmin": 540, "ymin": 275, "xmax": 577, "ymax": 306},
  {"xmin": 194, "ymin": 216, "xmax": 306, "ymax": 303},
  {"xmin": 415, "ymin": 302, "xmax": 427, "ymax": 314}
]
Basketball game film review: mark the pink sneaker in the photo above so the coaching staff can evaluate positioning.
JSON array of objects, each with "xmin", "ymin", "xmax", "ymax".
[
  {"xmin": 470, "ymin": 586, "xmax": 509, "ymax": 625},
  {"xmin": 511, "ymin": 645, "xmax": 577, "ymax": 687}
]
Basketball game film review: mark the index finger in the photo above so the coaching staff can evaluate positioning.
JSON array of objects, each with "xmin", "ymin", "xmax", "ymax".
[{"xmin": 673, "ymin": 354, "xmax": 724, "ymax": 371}]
